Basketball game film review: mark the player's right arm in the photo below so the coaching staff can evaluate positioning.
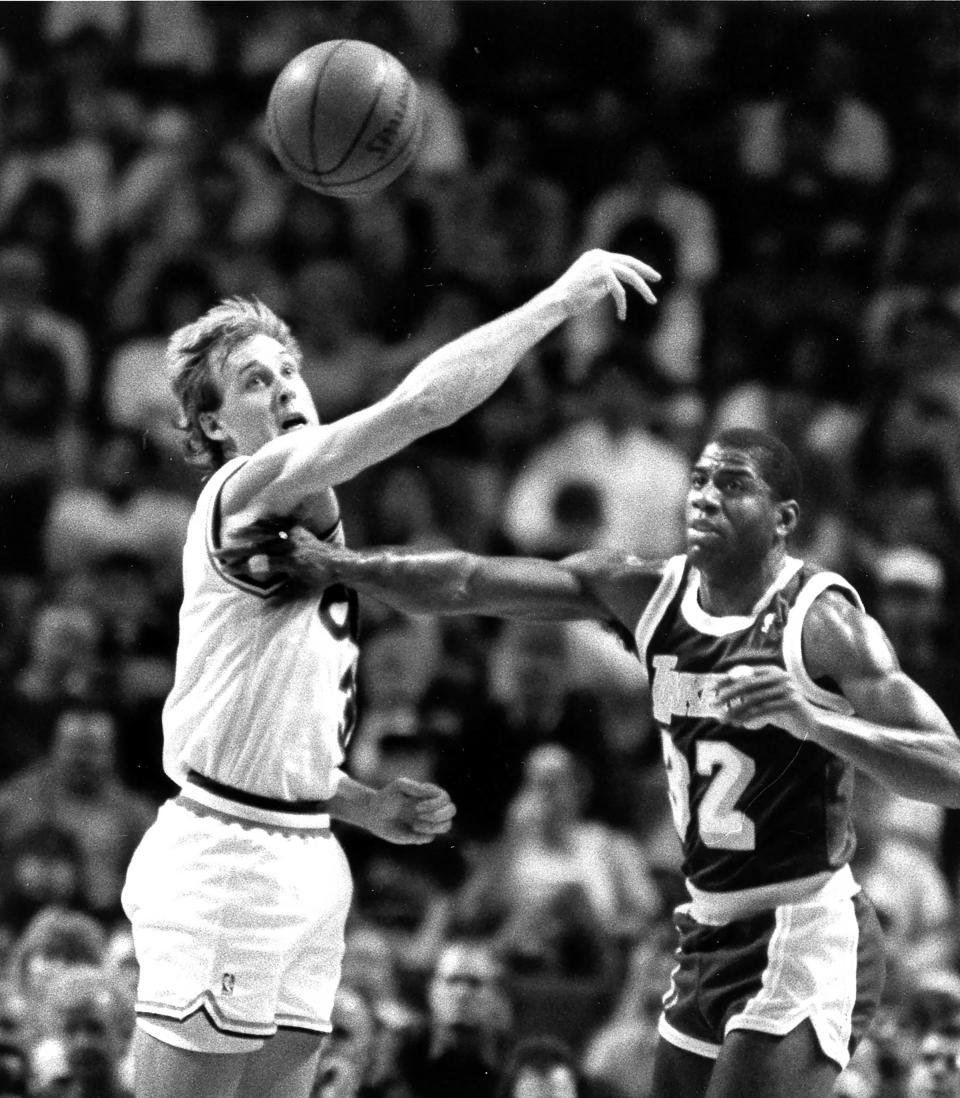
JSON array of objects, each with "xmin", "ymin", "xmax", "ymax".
[
  {"xmin": 217, "ymin": 526, "xmax": 665, "ymax": 632},
  {"xmin": 224, "ymin": 251, "xmax": 659, "ymax": 518}
]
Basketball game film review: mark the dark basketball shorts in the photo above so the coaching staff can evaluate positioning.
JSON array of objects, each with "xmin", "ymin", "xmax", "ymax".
[{"xmin": 658, "ymin": 869, "xmax": 885, "ymax": 1070}]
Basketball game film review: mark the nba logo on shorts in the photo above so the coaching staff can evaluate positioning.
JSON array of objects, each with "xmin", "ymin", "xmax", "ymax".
[{"xmin": 221, "ymin": 972, "xmax": 235, "ymax": 996}]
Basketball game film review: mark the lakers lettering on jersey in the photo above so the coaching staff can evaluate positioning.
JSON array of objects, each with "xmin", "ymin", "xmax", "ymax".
[
  {"xmin": 635, "ymin": 555, "xmax": 861, "ymax": 898},
  {"xmin": 162, "ymin": 457, "xmax": 359, "ymax": 801}
]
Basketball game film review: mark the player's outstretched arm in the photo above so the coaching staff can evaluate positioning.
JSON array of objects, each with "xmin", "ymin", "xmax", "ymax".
[
  {"xmin": 227, "ymin": 525, "xmax": 605, "ymax": 619},
  {"xmin": 235, "ymin": 251, "xmax": 660, "ymax": 516},
  {"xmin": 217, "ymin": 523, "xmax": 666, "ymax": 628},
  {"xmin": 715, "ymin": 590, "xmax": 960, "ymax": 806}
]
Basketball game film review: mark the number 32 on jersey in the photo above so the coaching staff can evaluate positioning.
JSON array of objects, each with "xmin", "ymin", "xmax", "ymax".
[{"xmin": 661, "ymin": 732, "xmax": 756, "ymax": 851}]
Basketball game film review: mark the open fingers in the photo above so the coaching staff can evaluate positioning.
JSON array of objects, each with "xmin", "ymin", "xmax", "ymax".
[
  {"xmin": 608, "ymin": 252, "xmax": 663, "ymax": 283},
  {"xmin": 610, "ymin": 260, "xmax": 658, "ymax": 307},
  {"xmin": 605, "ymin": 268, "xmax": 628, "ymax": 320}
]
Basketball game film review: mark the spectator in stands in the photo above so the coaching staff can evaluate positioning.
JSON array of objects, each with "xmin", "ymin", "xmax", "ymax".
[
  {"xmin": 336, "ymin": 922, "xmax": 422, "ymax": 1098},
  {"xmin": 852, "ymin": 775, "xmax": 954, "ymax": 983},
  {"xmin": 31, "ymin": 965, "xmax": 134, "ymax": 1098},
  {"xmin": 904, "ymin": 1014, "xmax": 960, "ymax": 1098},
  {"xmin": 283, "ymin": 258, "xmax": 389, "ymax": 422},
  {"xmin": 735, "ymin": 36, "xmax": 892, "ymax": 188},
  {"xmin": 42, "ymin": 427, "xmax": 193, "ymax": 593},
  {"xmin": 0, "ymin": 243, "xmax": 92, "ymax": 415},
  {"xmin": 480, "ymin": 621, "xmax": 611, "ymax": 825},
  {"xmin": 451, "ymin": 745, "xmax": 659, "ymax": 978},
  {"xmin": 0, "ymin": 597, "xmax": 109, "ymax": 778},
  {"xmin": 6, "ymin": 908, "xmax": 105, "ymax": 1007},
  {"xmin": 0, "ymin": 823, "xmax": 89, "ymax": 948},
  {"xmin": 579, "ymin": 138, "xmax": 719, "ymax": 291},
  {"xmin": 345, "ymin": 830, "xmax": 462, "ymax": 985},
  {"xmin": 496, "ymin": 1035, "xmax": 583, "ymax": 1098},
  {"xmin": 0, "ymin": 706, "xmax": 155, "ymax": 923},
  {"xmin": 0, "ymin": 67, "xmax": 115, "ymax": 254},
  {"xmin": 108, "ymin": 114, "xmax": 287, "ymax": 339},
  {"xmin": 854, "ymin": 363, "xmax": 960, "ymax": 573},
  {"xmin": 0, "ymin": 1041, "xmax": 28, "ymax": 1098},
  {"xmin": 0, "ymin": 327, "xmax": 75, "ymax": 579},
  {"xmin": 0, "ymin": 980, "xmax": 33, "ymax": 1067},
  {"xmin": 580, "ymin": 923, "xmax": 682, "ymax": 1098},
  {"xmin": 0, "ymin": 177, "xmax": 95, "ymax": 327},
  {"xmin": 501, "ymin": 355, "xmax": 688, "ymax": 560},
  {"xmin": 309, "ymin": 986, "xmax": 377, "ymax": 1098},
  {"xmin": 422, "ymin": 115, "xmax": 571, "ymax": 307},
  {"xmin": 878, "ymin": 135, "xmax": 960, "ymax": 291},
  {"xmin": 398, "ymin": 936, "xmax": 511, "ymax": 1098},
  {"xmin": 100, "ymin": 256, "xmax": 220, "ymax": 475}
]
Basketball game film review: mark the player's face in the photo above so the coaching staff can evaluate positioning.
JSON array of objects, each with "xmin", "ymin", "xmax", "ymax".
[
  {"xmin": 685, "ymin": 444, "xmax": 786, "ymax": 568},
  {"xmin": 205, "ymin": 333, "xmax": 319, "ymax": 456}
]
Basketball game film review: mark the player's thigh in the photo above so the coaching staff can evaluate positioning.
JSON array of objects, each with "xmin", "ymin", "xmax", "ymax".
[
  {"xmin": 237, "ymin": 1028, "xmax": 324, "ymax": 1098},
  {"xmin": 650, "ymin": 1036, "xmax": 714, "ymax": 1098},
  {"xmin": 706, "ymin": 1020, "xmax": 839, "ymax": 1098},
  {"xmin": 131, "ymin": 1027, "xmax": 247, "ymax": 1098}
]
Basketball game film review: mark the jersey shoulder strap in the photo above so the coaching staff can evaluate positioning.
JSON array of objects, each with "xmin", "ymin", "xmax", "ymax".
[
  {"xmin": 634, "ymin": 554, "xmax": 688, "ymax": 677},
  {"xmin": 782, "ymin": 568, "xmax": 864, "ymax": 714}
]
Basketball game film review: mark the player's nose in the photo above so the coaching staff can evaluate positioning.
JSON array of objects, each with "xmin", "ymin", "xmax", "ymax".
[
  {"xmin": 275, "ymin": 378, "xmax": 297, "ymax": 405},
  {"xmin": 691, "ymin": 481, "xmax": 721, "ymax": 511}
]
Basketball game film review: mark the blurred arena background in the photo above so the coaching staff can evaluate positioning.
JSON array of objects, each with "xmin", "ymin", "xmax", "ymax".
[{"xmin": 0, "ymin": 3, "xmax": 957, "ymax": 1096}]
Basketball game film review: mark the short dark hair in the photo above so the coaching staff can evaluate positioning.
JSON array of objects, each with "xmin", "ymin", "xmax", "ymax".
[{"xmin": 709, "ymin": 427, "xmax": 802, "ymax": 503}]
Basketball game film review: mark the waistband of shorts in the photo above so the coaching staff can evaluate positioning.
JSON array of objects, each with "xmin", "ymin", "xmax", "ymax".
[
  {"xmin": 177, "ymin": 771, "xmax": 331, "ymax": 832},
  {"xmin": 683, "ymin": 864, "xmax": 859, "ymax": 924}
]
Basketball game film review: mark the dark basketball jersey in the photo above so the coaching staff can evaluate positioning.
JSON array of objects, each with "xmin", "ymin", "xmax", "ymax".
[{"xmin": 636, "ymin": 555, "xmax": 861, "ymax": 899}]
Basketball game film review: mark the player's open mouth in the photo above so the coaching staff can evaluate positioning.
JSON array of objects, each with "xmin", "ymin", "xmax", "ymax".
[{"xmin": 280, "ymin": 414, "xmax": 308, "ymax": 432}]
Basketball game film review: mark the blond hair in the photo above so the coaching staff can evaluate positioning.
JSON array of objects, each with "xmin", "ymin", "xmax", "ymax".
[{"xmin": 165, "ymin": 297, "xmax": 301, "ymax": 468}]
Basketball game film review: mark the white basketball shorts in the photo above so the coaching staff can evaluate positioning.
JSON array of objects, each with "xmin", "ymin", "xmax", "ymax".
[{"xmin": 121, "ymin": 791, "xmax": 353, "ymax": 1054}]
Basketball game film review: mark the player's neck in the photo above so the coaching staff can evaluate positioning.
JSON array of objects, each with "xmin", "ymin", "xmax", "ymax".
[{"xmin": 697, "ymin": 549, "xmax": 787, "ymax": 617}]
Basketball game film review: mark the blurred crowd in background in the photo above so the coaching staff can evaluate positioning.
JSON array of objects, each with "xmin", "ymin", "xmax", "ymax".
[{"xmin": 0, "ymin": 2, "xmax": 958, "ymax": 1096}]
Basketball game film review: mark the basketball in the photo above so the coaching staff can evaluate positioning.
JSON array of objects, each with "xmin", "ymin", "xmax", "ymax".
[{"xmin": 265, "ymin": 39, "xmax": 423, "ymax": 199}]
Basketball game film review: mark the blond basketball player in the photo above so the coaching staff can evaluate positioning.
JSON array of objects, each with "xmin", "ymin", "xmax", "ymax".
[{"xmin": 120, "ymin": 249, "xmax": 661, "ymax": 1098}]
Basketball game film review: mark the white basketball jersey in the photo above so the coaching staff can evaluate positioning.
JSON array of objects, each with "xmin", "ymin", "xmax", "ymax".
[{"xmin": 162, "ymin": 457, "xmax": 359, "ymax": 800}]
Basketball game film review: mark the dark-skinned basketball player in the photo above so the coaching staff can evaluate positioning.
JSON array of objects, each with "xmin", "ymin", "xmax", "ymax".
[{"xmin": 218, "ymin": 427, "xmax": 960, "ymax": 1098}]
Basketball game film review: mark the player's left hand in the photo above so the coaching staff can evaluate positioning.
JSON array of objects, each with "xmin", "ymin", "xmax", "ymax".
[
  {"xmin": 367, "ymin": 777, "xmax": 456, "ymax": 845},
  {"xmin": 712, "ymin": 664, "xmax": 817, "ymax": 740}
]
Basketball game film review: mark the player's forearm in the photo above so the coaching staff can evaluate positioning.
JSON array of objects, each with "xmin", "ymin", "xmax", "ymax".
[
  {"xmin": 390, "ymin": 286, "xmax": 569, "ymax": 432},
  {"xmin": 326, "ymin": 771, "xmax": 377, "ymax": 828},
  {"xmin": 806, "ymin": 712, "xmax": 960, "ymax": 807},
  {"xmin": 319, "ymin": 544, "xmax": 592, "ymax": 620}
]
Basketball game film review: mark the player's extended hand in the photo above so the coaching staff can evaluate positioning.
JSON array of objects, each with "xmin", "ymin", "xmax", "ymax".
[
  {"xmin": 550, "ymin": 249, "xmax": 661, "ymax": 321},
  {"xmin": 366, "ymin": 777, "xmax": 456, "ymax": 845},
  {"xmin": 711, "ymin": 664, "xmax": 818, "ymax": 740},
  {"xmin": 215, "ymin": 519, "xmax": 335, "ymax": 593}
]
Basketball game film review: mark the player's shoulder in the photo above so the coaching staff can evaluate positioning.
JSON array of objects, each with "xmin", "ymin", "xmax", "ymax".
[
  {"xmin": 802, "ymin": 582, "xmax": 867, "ymax": 639},
  {"xmin": 800, "ymin": 576, "xmax": 887, "ymax": 678}
]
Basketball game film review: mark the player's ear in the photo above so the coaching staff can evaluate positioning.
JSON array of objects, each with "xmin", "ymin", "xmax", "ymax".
[
  {"xmin": 199, "ymin": 411, "xmax": 227, "ymax": 441},
  {"xmin": 776, "ymin": 500, "xmax": 799, "ymax": 538}
]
